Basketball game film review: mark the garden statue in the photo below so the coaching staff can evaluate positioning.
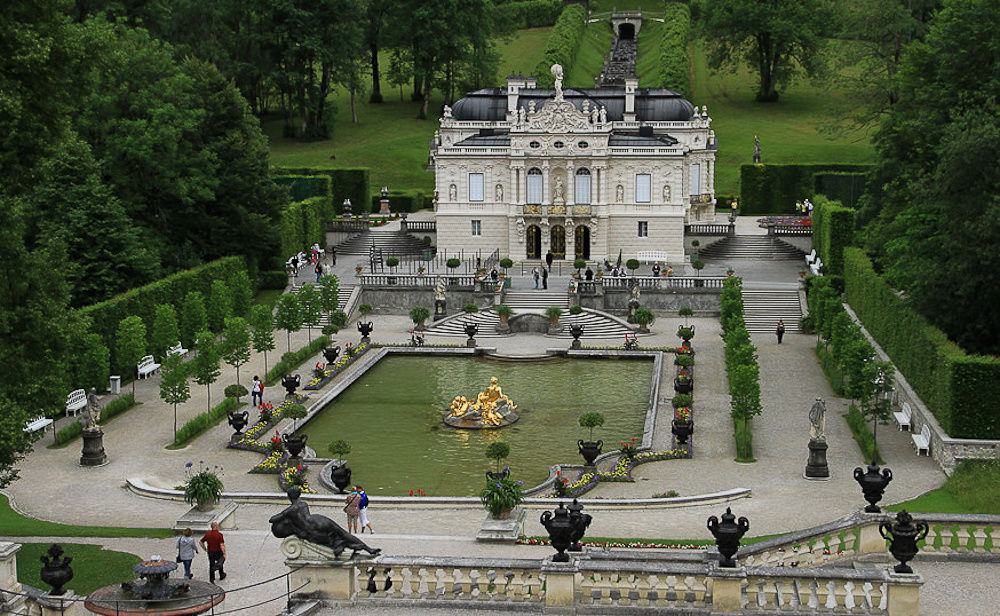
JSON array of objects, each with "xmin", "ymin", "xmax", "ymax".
[
  {"xmin": 553, "ymin": 176, "xmax": 565, "ymax": 203},
  {"xmin": 281, "ymin": 374, "xmax": 301, "ymax": 397},
  {"xmin": 85, "ymin": 388, "xmax": 101, "ymax": 432},
  {"xmin": 270, "ymin": 487, "xmax": 381, "ymax": 558},
  {"xmin": 551, "ymin": 63, "xmax": 564, "ymax": 100},
  {"xmin": 80, "ymin": 390, "xmax": 107, "ymax": 466},
  {"xmin": 808, "ymin": 397, "xmax": 826, "ymax": 440},
  {"xmin": 445, "ymin": 376, "xmax": 519, "ymax": 428},
  {"xmin": 434, "ymin": 276, "xmax": 447, "ymax": 319},
  {"xmin": 753, "ymin": 135, "xmax": 762, "ymax": 164},
  {"xmin": 805, "ymin": 397, "xmax": 830, "ymax": 479},
  {"xmin": 495, "ymin": 183, "xmax": 503, "ymax": 202}
]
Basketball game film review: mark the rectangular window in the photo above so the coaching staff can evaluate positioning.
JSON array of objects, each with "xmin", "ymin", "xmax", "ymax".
[
  {"xmin": 469, "ymin": 173, "xmax": 485, "ymax": 202},
  {"xmin": 638, "ymin": 221, "xmax": 648, "ymax": 237},
  {"xmin": 527, "ymin": 174, "xmax": 543, "ymax": 204},
  {"xmin": 471, "ymin": 220, "xmax": 482, "ymax": 236},
  {"xmin": 575, "ymin": 173, "xmax": 591, "ymax": 204},
  {"xmin": 636, "ymin": 174, "xmax": 651, "ymax": 203},
  {"xmin": 690, "ymin": 164, "xmax": 701, "ymax": 196}
]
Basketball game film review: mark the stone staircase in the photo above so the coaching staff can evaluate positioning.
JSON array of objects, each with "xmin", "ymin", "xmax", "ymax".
[
  {"xmin": 697, "ymin": 235, "xmax": 804, "ymax": 260},
  {"xmin": 742, "ymin": 289, "xmax": 803, "ymax": 334},
  {"xmin": 290, "ymin": 282, "xmax": 354, "ymax": 319},
  {"xmin": 335, "ymin": 229, "xmax": 427, "ymax": 256},
  {"xmin": 503, "ymin": 291, "xmax": 569, "ymax": 310}
]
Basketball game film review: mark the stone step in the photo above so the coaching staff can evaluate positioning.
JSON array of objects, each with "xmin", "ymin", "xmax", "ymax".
[
  {"xmin": 742, "ymin": 289, "xmax": 803, "ymax": 333},
  {"xmin": 422, "ymin": 309, "xmax": 633, "ymax": 339},
  {"xmin": 698, "ymin": 236, "xmax": 804, "ymax": 261}
]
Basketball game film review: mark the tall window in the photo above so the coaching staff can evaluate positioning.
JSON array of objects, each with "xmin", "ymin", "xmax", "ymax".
[
  {"xmin": 690, "ymin": 164, "xmax": 701, "ymax": 195},
  {"xmin": 636, "ymin": 174, "xmax": 651, "ymax": 203},
  {"xmin": 469, "ymin": 173, "xmax": 485, "ymax": 202},
  {"xmin": 638, "ymin": 221, "xmax": 648, "ymax": 237},
  {"xmin": 575, "ymin": 168, "xmax": 591, "ymax": 204},
  {"xmin": 526, "ymin": 168, "xmax": 543, "ymax": 204},
  {"xmin": 471, "ymin": 220, "xmax": 482, "ymax": 236}
]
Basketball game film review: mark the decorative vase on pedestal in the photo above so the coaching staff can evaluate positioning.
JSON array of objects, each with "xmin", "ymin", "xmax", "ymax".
[{"xmin": 577, "ymin": 440, "xmax": 603, "ymax": 466}]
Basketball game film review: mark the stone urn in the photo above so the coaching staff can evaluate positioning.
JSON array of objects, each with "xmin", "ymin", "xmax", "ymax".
[
  {"xmin": 283, "ymin": 433, "xmax": 308, "ymax": 460},
  {"xmin": 569, "ymin": 324, "xmax": 584, "ymax": 349},
  {"xmin": 39, "ymin": 544, "xmax": 73, "ymax": 595},
  {"xmin": 671, "ymin": 418, "xmax": 694, "ymax": 444},
  {"xmin": 674, "ymin": 376, "xmax": 693, "ymax": 395},
  {"xmin": 677, "ymin": 325, "xmax": 695, "ymax": 342},
  {"xmin": 707, "ymin": 507, "xmax": 750, "ymax": 568},
  {"xmin": 464, "ymin": 323, "xmax": 478, "ymax": 347},
  {"xmin": 322, "ymin": 346, "xmax": 341, "ymax": 365},
  {"xmin": 358, "ymin": 321, "xmax": 374, "ymax": 342},
  {"xmin": 486, "ymin": 468, "xmax": 510, "ymax": 482},
  {"xmin": 854, "ymin": 460, "xmax": 893, "ymax": 513},
  {"xmin": 566, "ymin": 499, "xmax": 593, "ymax": 552},
  {"xmin": 281, "ymin": 374, "xmax": 301, "ymax": 397},
  {"xmin": 577, "ymin": 439, "xmax": 603, "ymax": 466},
  {"xmin": 880, "ymin": 510, "xmax": 929, "ymax": 574},
  {"xmin": 540, "ymin": 503, "xmax": 580, "ymax": 563},
  {"xmin": 329, "ymin": 462, "xmax": 353, "ymax": 493},
  {"xmin": 227, "ymin": 409, "xmax": 249, "ymax": 438}
]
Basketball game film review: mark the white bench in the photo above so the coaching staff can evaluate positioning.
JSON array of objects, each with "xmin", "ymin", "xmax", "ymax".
[
  {"xmin": 893, "ymin": 402, "xmax": 912, "ymax": 432},
  {"xmin": 66, "ymin": 389, "xmax": 87, "ymax": 417},
  {"xmin": 911, "ymin": 424, "xmax": 931, "ymax": 456},
  {"xmin": 636, "ymin": 250, "xmax": 669, "ymax": 264},
  {"xmin": 805, "ymin": 249, "xmax": 817, "ymax": 266},
  {"xmin": 24, "ymin": 416, "xmax": 53, "ymax": 434},
  {"xmin": 137, "ymin": 355, "xmax": 161, "ymax": 379},
  {"xmin": 809, "ymin": 258, "xmax": 823, "ymax": 276},
  {"xmin": 167, "ymin": 342, "xmax": 189, "ymax": 358}
]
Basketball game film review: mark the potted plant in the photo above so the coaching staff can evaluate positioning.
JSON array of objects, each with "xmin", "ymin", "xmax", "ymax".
[
  {"xmin": 619, "ymin": 436, "xmax": 638, "ymax": 460},
  {"xmin": 544, "ymin": 306, "xmax": 563, "ymax": 334},
  {"xmin": 675, "ymin": 353, "xmax": 695, "ymax": 368},
  {"xmin": 672, "ymin": 406, "xmax": 694, "ymax": 444},
  {"xmin": 671, "ymin": 393, "xmax": 693, "ymax": 409},
  {"xmin": 359, "ymin": 304, "xmax": 373, "ymax": 316},
  {"xmin": 327, "ymin": 439, "xmax": 352, "ymax": 493},
  {"xmin": 692, "ymin": 258, "xmax": 705, "ymax": 285},
  {"xmin": 677, "ymin": 324, "xmax": 696, "ymax": 342},
  {"xmin": 674, "ymin": 371, "xmax": 694, "ymax": 394},
  {"xmin": 485, "ymin": 441, "xmax": 511, "ymax": 479},
  {"xmin": 386, "ymin": 256, "xmax": 400, "ymax": 284},
  {"xmin": 410, "ymin": 306, "xmax": 431, "ymax": 330},
  {"xmin": 183, "ymin": 462, "xmax": 224, "ymax": 511},
  {"xmin": 632, "ymin": 308, "xmax": 655, "ymax": 333},
  {"xmin": 678, "ymin": 306, "xmax": 693, "ymax": 325},
  {"xmin": 479, "ymin": 475, "xmax": 524, "ymax": 520},
  {"xmin": 569, "ymin": 305, "xmax": 583, "ymax": 315},
  {"xmin": 446, "ymin": 258, "xmax": 461, "ymax": 283},
  {"xmin": 499, "ymin": 258, "xmax": 513, "ymax": 274},
  {"xmin": 417, "ymin": 265, "xmax": 426, "ymax": 276},
  {"xmin": 355, "ymin": 265, "xmax": 363, "ymax": 276},
  {"xmin": 224, "ymin": 383, "xmax": 248, "ymax": 403},
  {"xmin": 283, "ymin": 403, "xmax": 308, "ymax": 431},
  {"xmin": 577, "ymin": 412, "xmax": 605, "ymax": 465},
  {"xmin": 463, "ymin": 303, "xmax": 479, "ymax": 313},
  {"xmin": 573, "ymin": 258, "xmax": 587, "ymax": 279},
  {"xmin": 726, "ymin": 266, "xmax": 735, "ymax": 276},
  {"xmin": 626, "ymin": 258, "xmax": 640, "ymax": 275}
]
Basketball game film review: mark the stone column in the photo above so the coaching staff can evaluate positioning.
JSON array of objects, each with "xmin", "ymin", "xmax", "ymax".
[
  {"xmin": 708, "ymin": 565, "xmax": 745, "ymax": 612},
  {"xmin": 857, "ymin": 514, "xmax": 888, "ymax": 555},
  {"xmin": 565, "ymin": 222, "xmax": 576, "ymax": 260},
  {"xmin": 885, "ymin": 570, "xmax": 923, "ymax": 616},
  {"xmin": 0, "ymin": 543, "xmax": 26, "ymax": 614},
  {"xmin": 541, "ymin": 559, "xmax": 578, "ymax": 608}
]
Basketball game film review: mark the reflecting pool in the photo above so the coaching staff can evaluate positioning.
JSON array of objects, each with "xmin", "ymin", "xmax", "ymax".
[{"xmin": 298, "ymin": 355, "xmax": 654, "ymax": 496}]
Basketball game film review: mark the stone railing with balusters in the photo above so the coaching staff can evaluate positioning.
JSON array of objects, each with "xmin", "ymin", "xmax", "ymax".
[
  {"xmin": 686, "ymin": 223, "xmax": 733, "ymax": 236},
  {"xmin": 356, "ymin": 557, "xmax": 544, "ymax": 605},
  {"xmin": 599, "ymin": 276, "xmax": 727, "ymax": 290},
  {"xmin": 357, "ymin": 274, "xmax": 478, "ymax": 288},
  {"xmin": 743, "ymin": 566, "xmax": 890, "ymax": 613}
]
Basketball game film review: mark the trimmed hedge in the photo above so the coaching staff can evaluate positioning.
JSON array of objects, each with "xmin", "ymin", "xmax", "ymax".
[
  {"xmin": 54, "ymin": 394, "xmax": 138, "ymax": 446},
  {"xmin": 369, "ymin": 189, "xmax": 434, "ymax": 214},
  {"xmin": 658, "ymin": 2, "xmax": 690, "ymax": 95},
  {"xmin": 79, "ymin": 257, "xmax": 249, "ymax": 368},
  {"xmin": 811, "ymin": 196, "xmax": 856, "ymax": 277},
  {"xmin": 171, "ymin": 397, "xmax": 243, "ymax": 448},
  {"xmin": 739, "ymin": 164, "xmax": 873, "ymax": 215},
  {"xmin": 533, "ymin": 4, "xmax": 586, "ymax": 85},
  {"xmin": 496, "ymin": 0, "xmax": 563, "ymax": 29},
  {"xmin": 273, "ymin": 167, "xmax": 370, "ymax": 218},
  {"xmin": 264, "ymin": 335, "xmax": 330, "ymax": 387},
  {"xmin": 259, "ymin": 271, "xmax": 289, "ymax": 290},
  {"xmin": 815, "ymin": 172, "xmax": 868, "ymax": 209},
  {"xmin": 280, "ymin": 196, "xmax": 330, "ymax": 258},
  {"xmin": 844, "ymin": 248, "xmax": 1000, "ymax": 438},
  {"xmin": 274, "ymin": 174, "xmax": 332, "ymax": 204}
]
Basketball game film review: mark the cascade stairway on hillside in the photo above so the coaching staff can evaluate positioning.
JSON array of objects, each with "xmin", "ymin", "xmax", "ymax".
[
  {"xmin": 742, "ymin": 289, "xmax": 803, "ymax": 334},
  {"xmin": 697, "ymin": 235, "xmax": 804, "ymax": 261},
  {"xmin": 335, "ymin": 229, "xmax": 427, "ymax": 256}
]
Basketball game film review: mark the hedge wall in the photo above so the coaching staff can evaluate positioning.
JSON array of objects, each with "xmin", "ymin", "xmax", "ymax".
[
  {"xmin": 496, "ymin": 0, "xmax": 562, "ymax": 29},
  {"xmin": 273, "ymin": 174, "xmax": 333, "ymax": 204},
  {"xmin": 811, "ymin": 196, "xmax": 856, "ymax": 277},
  {"xmin": 78, "ymin": 257, "xmax": 249, "ymax": 368},
  {"xmin": 369, "ymin": 189, "xmax": 435, "ymax": 214},
  {"xmin": 273, "ymin": 167, "xmax": 370, "ymax": 215},
  {"xmin": 658, "ymin": 2, "xmax": 690, "ymax": 95},
  {"xmin": 533, "ymin": 3, "xmax": 586, "ymax": 85},
  {"xmin": 815, "ymin": 172, "xmax": 868, "ymax": 209},
  {"xmin": 843, "ymin": 248, "xmax": 1000, "ymax": 438},
  {"xmin": 739, "ymin": 164, "xmax": 873, "ymax": 215}
]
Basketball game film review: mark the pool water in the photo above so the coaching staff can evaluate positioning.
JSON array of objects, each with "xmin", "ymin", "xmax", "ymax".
[{"xmin": 298, "ymin": 355, "xmax": 653, "ymax": 496}]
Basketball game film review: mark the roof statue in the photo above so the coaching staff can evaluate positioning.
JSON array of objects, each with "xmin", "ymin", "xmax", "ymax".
[{"xmin": 551, "ymin": 64, "xmax": 564, "ymax": 101}]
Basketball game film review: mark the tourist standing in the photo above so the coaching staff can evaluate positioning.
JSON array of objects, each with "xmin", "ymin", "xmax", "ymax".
[
  {"xmin": 251, "ymin": 376, "xmax": 264, "ymax": 407},
  {"xmin": 345, "ymin": 488, "xmax": 362, "ymax": 534},
  {"xmin": 532, "ymin": 267, "xmax": 540, "ymax": 289},
  {"xmin": 541, "ymin": 267, "xmax": 548, "ymax": 289},
  {"xmin": 545, "ymin": 250, "xmax": 554, "ymax": 271},
  {"xmin": 176, "ymin": 528, "xmax": 198, "ymax": 579},
  {"xmin": 315, "ymin": 261, "xmax": 323, "ymax": 283},
  {"xmin": 357, "ymin": 485, "xmax": 374, "ymax": 534},
  {"xmin": 651, "ymin": 263, "xmax": 661, "ymax": 277},
  {"xmin": 776, "ymin": 320, "xmax": 785, "ymax": 344},
  {"xmin": 199, "ymin": 522, "xmax": 227, "ymax": 583}
]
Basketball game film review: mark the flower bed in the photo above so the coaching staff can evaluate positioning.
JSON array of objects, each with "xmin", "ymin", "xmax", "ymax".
[
  {"xmin": 279, "ymin": 464, "xmax": 317, "ymax": 494},
  {"xmin": 756, "ymin": 215, "xmax": 812, "ymax": 228},
  {"xmin": 227, "ymin": 396, "xmax": 318, "ymax": 492},
  {"xmin": 304, "ymin": 340, "xmax": 372, "ymax": 389},
  {"xmin": 551, "ymin": 447, "xmax": 692, "ymax": 498},
  {"xmin": 517, "ymin": 537, "xmax": 708, "ymax": 550}
]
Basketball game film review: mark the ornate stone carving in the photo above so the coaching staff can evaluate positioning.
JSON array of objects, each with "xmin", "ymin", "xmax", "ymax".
[
  {"xmin": 527, "ymin": 99, "xmax": 592, "ymax": 133},
  {"xmin": 573, "ymin": 205, "xmax": 592, "ymax": 216},
  {"xmin": 523, "ymin": 204, "xmax": 541, "ymax": 215},
  {"xmin": 548, "ymin": 205, "xmax": 567, "ymax": 215},
  {"xmin": 516, "ymin": 217, "xmax": 525, "ymax": 243}
]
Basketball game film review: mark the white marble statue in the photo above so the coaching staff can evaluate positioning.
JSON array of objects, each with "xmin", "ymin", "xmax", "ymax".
[{"xmin": 551, "ymin": 64, "xmax": 564, "ymax": 100}]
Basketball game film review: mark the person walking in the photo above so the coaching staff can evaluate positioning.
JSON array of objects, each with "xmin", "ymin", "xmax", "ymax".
[
  {"xmin": 251, "ymin": 376, "xmax": 264, "ymax": 407},
  {"xmin": 199, "ymin": 522, "xmax": 227, "ymax": 583},
  {"xmin": 532, "ymin": 267, "xmax": 540, "ymax": 289},
  {"xmin": 344, "ymin": 488, "xmax": 362, "ymax": 534},
  {"xmin": 356, "ymin": 485, "xmax": 374, "ymax": 534},
  {"xmin": 541, "ymin": 267, "xmax": 548, "ymax": 290},
  {"xmin": 176, "ymin": 528, "xmax": 198, "ymax": 579},
  {"xmin": 545, "ymin": 250, "xmax": 554, "ymax": 271},
  {"xmin": 314, "ymin": 262, "xmax": 323, "ymax": 283},
  {"xmin": 776, "ymin": 320, "xmax": 785, "ymax": 344}
]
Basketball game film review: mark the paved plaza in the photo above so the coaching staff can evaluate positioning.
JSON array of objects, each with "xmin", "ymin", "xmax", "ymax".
[{"xmin": 1, "ymin": 217, "xmax": 994, "ymax": 614}]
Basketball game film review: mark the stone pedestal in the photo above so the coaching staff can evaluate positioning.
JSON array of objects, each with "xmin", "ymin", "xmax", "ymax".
[
  {"xmin": 80, "ymin": 429, "xmax": 107, "ymax": 466},
  {"xmin": 173, "ymin": 500, "xmax": 239, "ymax": 533},
  {"xmin": 38, "ymin": 591, "xmax": 81, "ymax": 616},
  {"xmin": 0, "ymin": 543, "xmax": 27, "ymax": 614},
  {"xmin": 885, "ymin": 570, "xmax": 923, "ymax": 616},
  {"xmin": 379, "ymin": 198, "xmax": 391, "ymax": 215},
  {"xmin": 541, "ymin": 559, "xmax": 577, "ymax": 610},
  {"xmin": 805, "ymin": 438, "xmax": 830, "ymax": 480},
  {"xmin": 570, "ymin": 339, "xmax": 582, "ymax": 349},
  {"xmin": 434, "ymin": 299, "xmax": 447, "ymax": 320},
  {"xmin": 466, "ymin": 337, "xmax": 476, "ymax": 348},
  {"xmin": 281, "ymin": 537, "xmax": 378, "ymax": 601},
  {"xmin": 858, "ymin": 514, "xmax": 888, "ymax": 555},
  {"xmin": 709, "ymin": 565, "xmax": 745, "ymax": 613},
  {"xmin": 476, "ymin": 507, "xmax": 526, "ymax": 543}
]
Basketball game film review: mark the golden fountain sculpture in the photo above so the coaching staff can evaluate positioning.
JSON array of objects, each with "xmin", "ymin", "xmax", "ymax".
[{"xmin": 444, "ymin": 377, "xmax": 519, "ymax": 429}]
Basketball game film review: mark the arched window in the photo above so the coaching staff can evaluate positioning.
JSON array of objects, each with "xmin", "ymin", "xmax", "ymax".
[
  {"xmin": 527, "ymin": 167, "xmax": 543, "ymax": 204},
  {"xmin": 575, "ymin": 168, "xmax": 591, "ymax": 205}
]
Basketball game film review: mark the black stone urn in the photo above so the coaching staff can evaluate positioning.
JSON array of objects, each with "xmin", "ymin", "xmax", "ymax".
[
  {"xmin": 486, "ymin": 468, "xmax": 510, "ymax": 482},
  {"xmin": 322, "ymin": 346, "xmax": 341, "ymax": 365},
  {"xmin": 329, "ymin": 462, "xmax": 353, "ymax": 493},
  {"xmin": 879, "ymin": 510, "xmax": 929, "ymax": 574},
  {"xmin": 540, "ymin": 503, "xmax": 581, "ymax": 562},
  {"xmin": 569, "ymin": 324, "xmax": 584, "ymax": 349},
  {"xmin": 283, "ymin": 433, "xmax": 308, "ymax": 460},
  {"xmin": 577, "ymin": 439, "xmax": 603, "ymax": 466},
  {"xmin": 464, "ymin": 323, "xmax": 478, "ymax": 347},
  {"xmin": 227, "ymin": 409, "xmax": 249, "ymax": 438},
  {"xmin": 674, "ymin": 377, "xmax": 693, "ymax": 395},
  {"xmin": 39, "ymin": 544, "xmax": 73, "ymax": 595},
  {"xmin": 281, "ymin": 374, "xmax": 301, "ymax": 397},
  {"xmin": 854, "ymin": 460, "xmax": 893, "ymax": 513},
  {"xmin": 671, "ymin": 418, "xmax": 694, "ymax": 444},
  {"xmin": 358, "ymin": 321, "xmax": 374, "ymax": 341},
  {"xmin": 677, "ymin": 324, "xmax": 696, "ymax": 342},
  {"xmin": 707, "ymin": 507, "xmax": 750, "ymax": 568},
  {"xmin": 566, "ymin": 499, "xmax": 593, "ymax": 552}
]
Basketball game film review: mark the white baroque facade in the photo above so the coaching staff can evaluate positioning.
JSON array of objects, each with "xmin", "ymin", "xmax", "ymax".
[{"xmin": 433, "ymin": 68, "xmax": 716, "ymax": 263}]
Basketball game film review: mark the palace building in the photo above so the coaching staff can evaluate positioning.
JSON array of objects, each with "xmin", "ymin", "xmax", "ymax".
[{"xmin": 432, "ymin": 67, "xmax": 717, "ymax": 263}]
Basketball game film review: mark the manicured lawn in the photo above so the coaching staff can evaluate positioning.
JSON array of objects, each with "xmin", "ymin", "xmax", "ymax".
[
  {"xmin": 634, "ymin": 19, "xmax": 665, "ymax": 88},
  {"xmin": 566, "ymin": 22, "xmax": 614, "ymax": 88},
  {"xmin": 16, "ymin": 543, "xmax": 141, "ymax": 594},
  {"xmin": 497, "ymin": 27, "xmax": 551, "ymax": 79},
  {"xmin": 888, "ymin": 460, "xmax": 1000, "ymax": 515},
  {"xmin": 252, "ymin": 288, "xmax": 283, "ymax": 311},
  {"xmin": 0, "ymin": 496, "xmax": 172, "ymax": 538}
]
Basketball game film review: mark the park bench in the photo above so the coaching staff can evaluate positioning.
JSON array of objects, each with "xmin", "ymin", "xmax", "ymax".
[
  {"xmin": 636, "ymin": 250, "xmax": 669, "ymax": 264},
  {"xmin": 893, "ymin": 402, "xmax": 912, "ymax": 432},
  {"xmin": 911, "ymin": 424, "xmax": 931, "ymax": 456},
  {"xmin": 805, "ymin": 249, "xmax": 818, "ymax": 266},
  {"xmin": 23, "ymin": 416, "xmax": 53, "ymax": 434},
  {"xmin": 66, "ymin": 388, "xmax": 87, "ymax": 417},
  {"xmin": 167, "ymin": 341, "xmax": 189, "ymax": 358},
  {"xmin": 809, "ymin": 258, "xmax": 823, "ymax": 276},
  {"xmin": 137, "ymin": 355, "xmax": 161, "ymax": 379}
]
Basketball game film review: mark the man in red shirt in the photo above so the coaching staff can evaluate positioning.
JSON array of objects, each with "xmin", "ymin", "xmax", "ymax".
[{"xmin": 199, "ymin": 522, "xmax": 227, "ymax": 583}]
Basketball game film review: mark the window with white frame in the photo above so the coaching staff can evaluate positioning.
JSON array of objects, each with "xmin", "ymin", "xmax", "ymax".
[
  {"xmin": 575, "ymin": 168, "xmax": 591, "ymax": 204},
  {"xmin": 638, "ymin": 221, "xmax": 648, "ymax": 237},
  {"xmin": 526, "ymin": 167, "xmax": 543, "ymax": 204},
  {"xmin": 471, "ymin": 220, "xmax": 482, "ymax": 236},
  {"xmin": 690, "ymin": 163, "xmax": 701, "ymax": 195},
  {"xmin": 469, "ymin": 173, "xmax": 485, "ymax": 202},
  {"xmin": 636, "ymin": 173, "xmax": 651, "ymax": 203}
]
